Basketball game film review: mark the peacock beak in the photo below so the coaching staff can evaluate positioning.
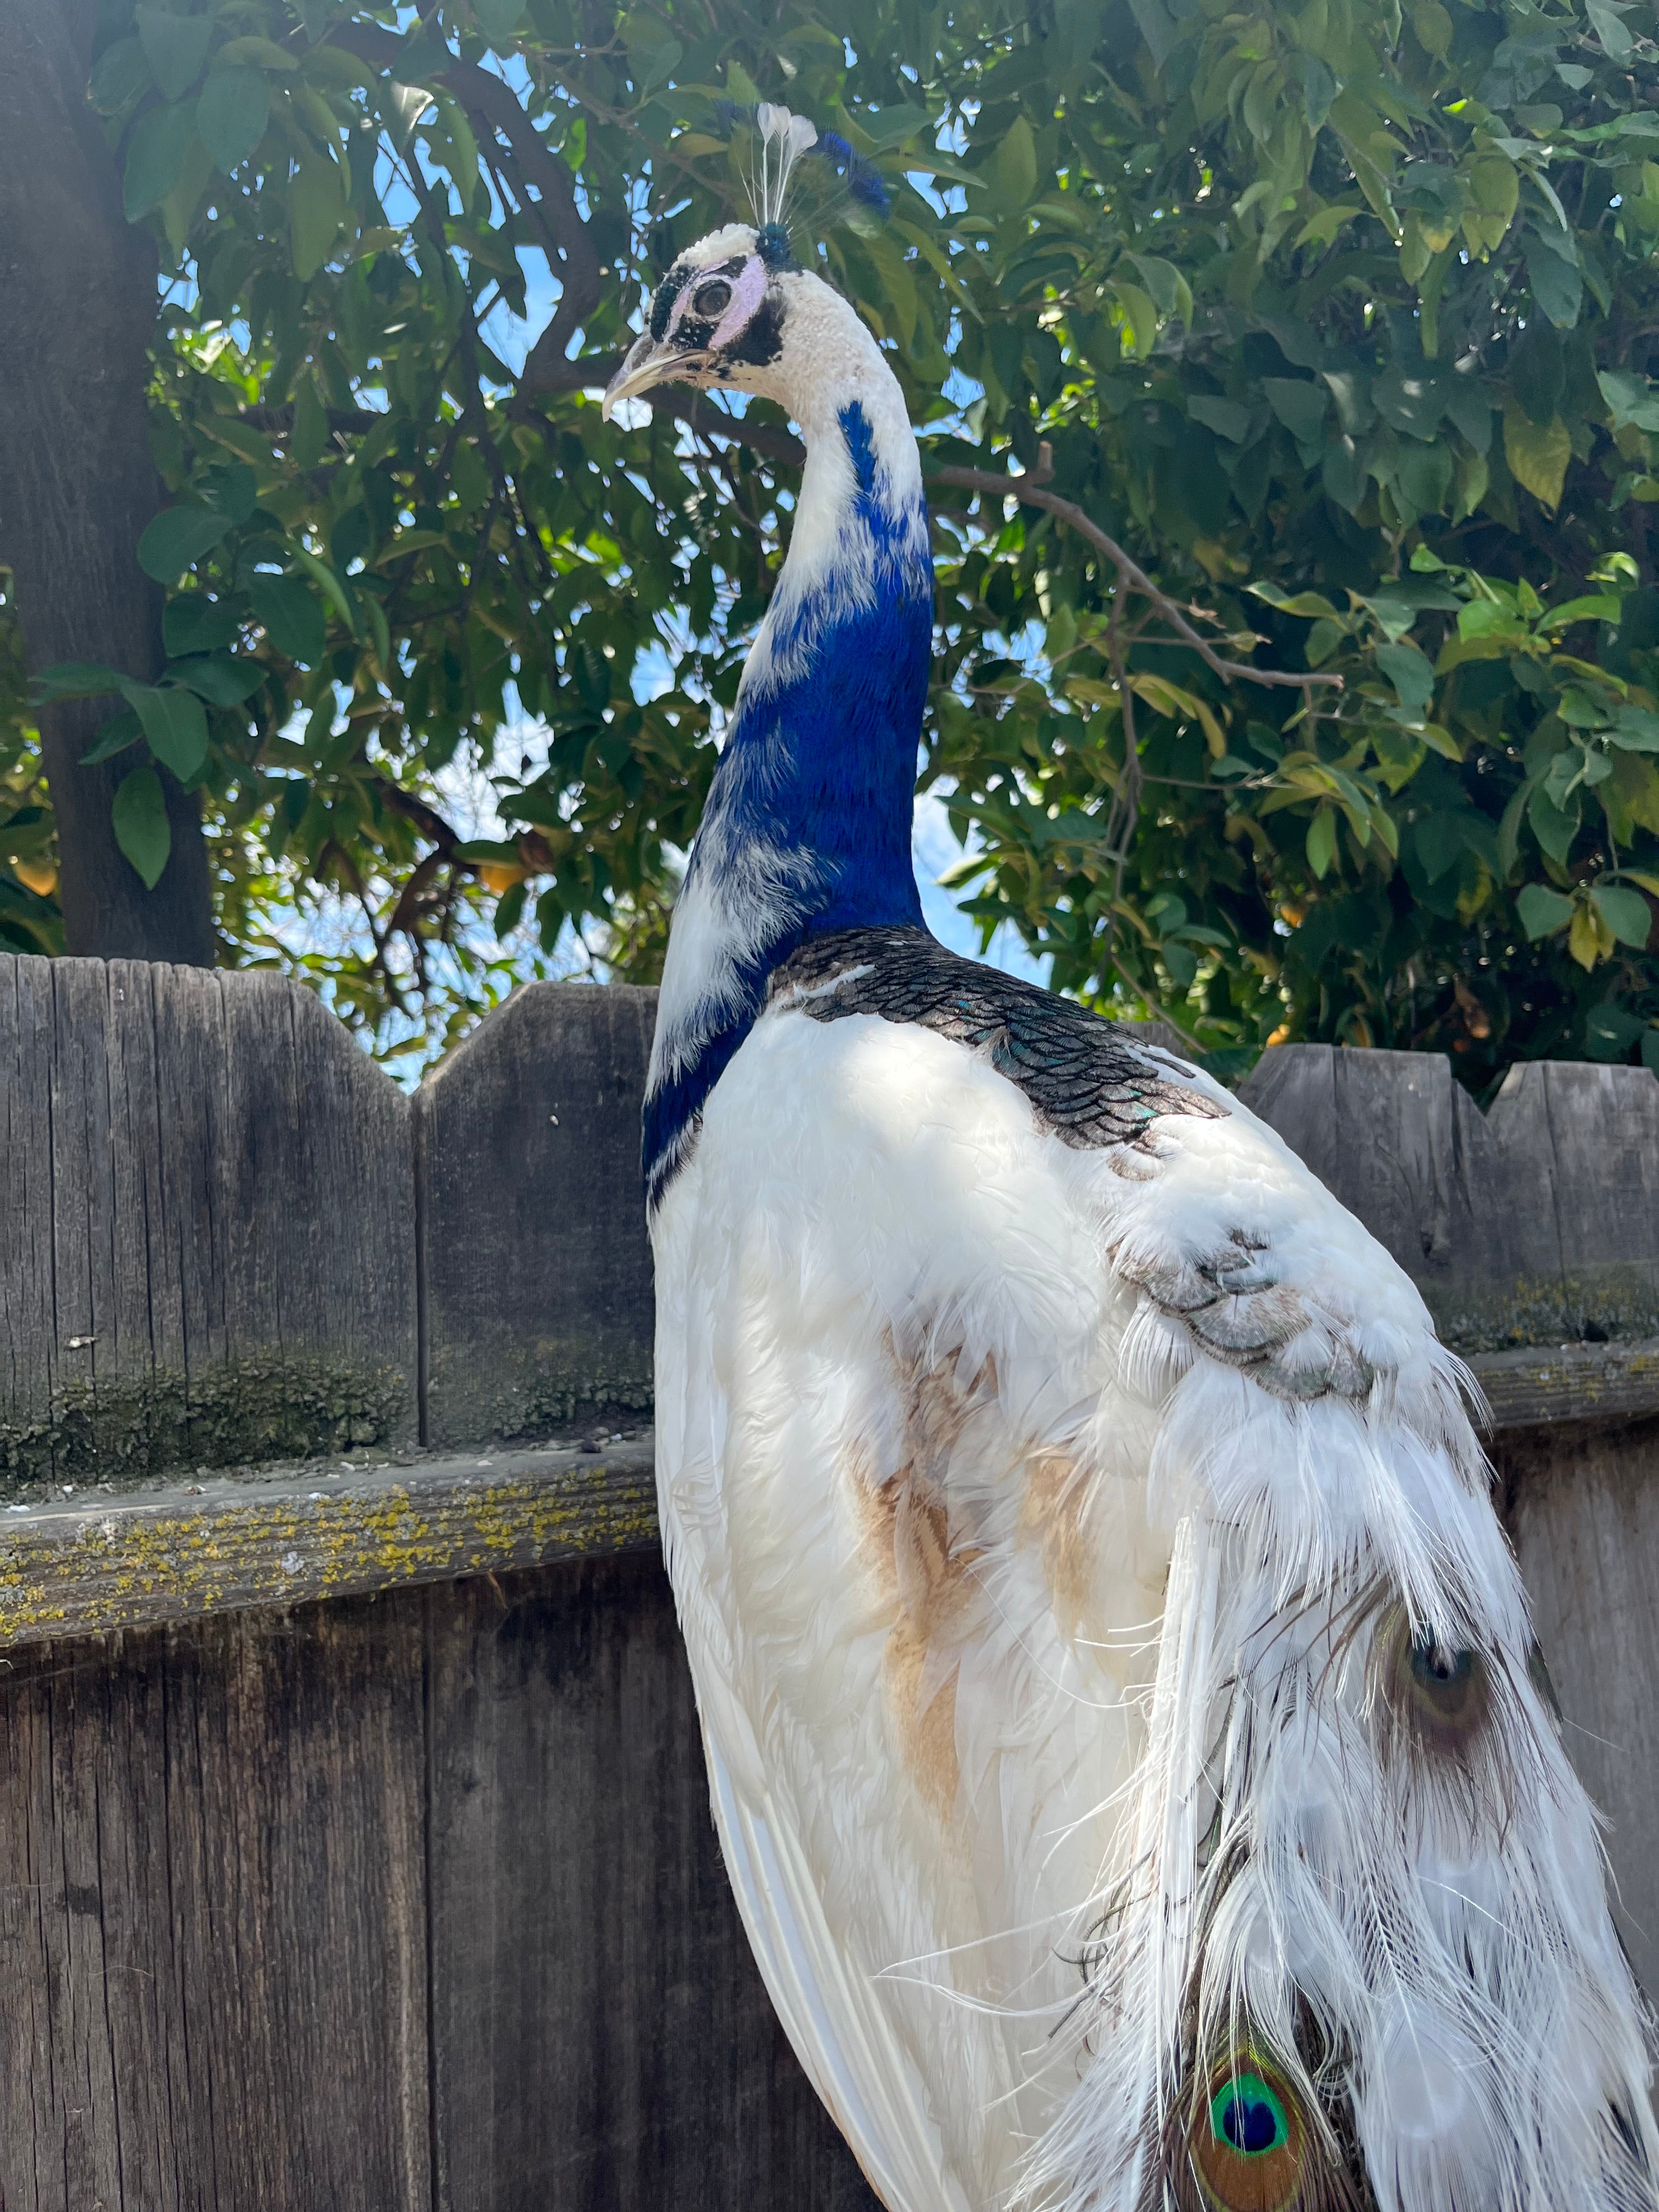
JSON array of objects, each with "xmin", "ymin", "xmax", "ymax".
[{"xmin": 601, "ymin": 332, "xmax": 701, "ymax": 420}]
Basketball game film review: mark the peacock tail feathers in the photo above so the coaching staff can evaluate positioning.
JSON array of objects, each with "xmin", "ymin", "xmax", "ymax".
[{"xmin": 1028, "ymin": 1385, "xmax": 1658, "ymax": 2212}]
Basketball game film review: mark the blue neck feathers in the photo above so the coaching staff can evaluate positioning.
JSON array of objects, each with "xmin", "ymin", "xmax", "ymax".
[{"xmin": 644, "ymin": 398, "xmax": 932, "ymax": 1209}]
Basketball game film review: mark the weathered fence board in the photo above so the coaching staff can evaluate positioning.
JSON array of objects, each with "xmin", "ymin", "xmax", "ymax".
[
  {"xmin": 1239, "ymin": 1041, "xmax": 1659, "ymax": 1348},
  {"xmin": 416, "ymin": 982, "xmax": 657, "ymax": 1451},
  {"xmin": 1483, "ymin": 1059, "xmax": 1659, "ymax": 1341},
  {"xmin": 1468, "ymin": 1335, "xmax": 1659, "ymax": 1430},
  {"xmin": 427, "ymin": 1556, "xmax": 876, "ymax": 2212},
  {"xmin": 0, "ymin": 958, "xmax": 418, "ymax": 1489},
  {"xmin": 1504, "ymin": 1420, "xmax": 1659, "ymax": 1989},
  {"xmin": 0, "ymin": 1562, "xmax": 877, "ymax": 2212},
  {"xmin": 0, "ymin": 1344, "xmax": 1629, "ymax": 1657},
  {"xmin": 0, "ymin": 1437, "xmax": 656, "ymax": 1647},
  {"xmin": 0, "ymin": 1593, "xmax": 432, "ymax": 2212},
  {"xmin": 1238, "ymin": 1037, "xmax": 1491, "ymax": 1291}
]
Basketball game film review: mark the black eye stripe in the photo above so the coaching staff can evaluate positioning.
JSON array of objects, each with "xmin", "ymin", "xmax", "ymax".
[
  {"xmin": 726, "ymin": 293, "xmax": 783, "ymax": 369},
  {"xmin": 649, "ymin": 265, "xmax": 690, "ymax": 341},
  {"xmin": 650, "ymin": 254, "xmax": 751, "ymax": 340}
]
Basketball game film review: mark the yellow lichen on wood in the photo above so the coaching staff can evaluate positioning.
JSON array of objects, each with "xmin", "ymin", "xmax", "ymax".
[{"xmin": 0, "ymin": 1442, "xmax": 659, "ymax": 1648}]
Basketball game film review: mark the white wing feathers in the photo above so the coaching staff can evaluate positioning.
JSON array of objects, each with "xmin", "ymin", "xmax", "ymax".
[
  {"xmin": 706, "ymin": 1727, "xmax": 967, "ymax": 2211},
  {"xmin": 653, "ymin": 1000, "xmax": 1656, "ymax": 2212}
]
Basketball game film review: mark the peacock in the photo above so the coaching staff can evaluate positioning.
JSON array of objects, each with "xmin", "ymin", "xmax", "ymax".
[{"xmin": 602, "ymin": 105, "xmax": 1658, "ymax": 2212}]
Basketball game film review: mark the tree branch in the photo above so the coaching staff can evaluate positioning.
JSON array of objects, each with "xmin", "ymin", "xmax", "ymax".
[
  {"xmin": 332, "ymin": 21, "xmax": 601, "ymax": 386},
  {"xmin": 929, "ymin": 462, "xmax": 1342, "ymax": 698}
]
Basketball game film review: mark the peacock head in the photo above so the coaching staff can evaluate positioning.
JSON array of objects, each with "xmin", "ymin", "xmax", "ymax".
[
  {"xmin": 601, "ymin": 223, "xmax": 795, "ymax": 419},
  {"xmin": 602, "ymin": 109, "xmax": 892, "ymax": 431}
]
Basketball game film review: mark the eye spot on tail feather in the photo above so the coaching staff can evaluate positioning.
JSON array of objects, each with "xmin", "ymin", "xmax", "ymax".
[
  {"xmin": 1373, "ymin": 1604, "xmax": 1490, "ymax": 1757},
  {"xmin": 1173, "ymin": 2046, "xmax": 1353, "ymax": 2212}
]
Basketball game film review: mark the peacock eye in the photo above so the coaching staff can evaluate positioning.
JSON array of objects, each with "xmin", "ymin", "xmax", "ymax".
[
  {"xmin": 693, "ymin": 277, "xmax": 733, "ymax": 320},
  {"xmin": 1189, "ymin": 2052, "xmax": 1305, "ymax": 2211},
  {"xmin": 1210, "ymin": 2073, "xmax": 1289, "ymax": 2158},
  {"xmin": 1412, "ymin": 1636, "xmax": 1476, "ymax": 1709},
  {"xmin": 1371, "ymin": 1601, "xmax": 1491, "ymax": 1760}
]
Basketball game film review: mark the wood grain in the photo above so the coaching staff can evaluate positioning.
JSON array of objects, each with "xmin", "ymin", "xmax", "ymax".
[
  {"xmin": 426, "ymin": 1554, "xmax": 880, "ymax": 2212},
  {"xmin": 5, "ymin": 1331, "xmax": 1659, "ymax": 1649},
  {"xmin": 0, "ymin": 958, "xmax": 417, "ymax": 1489},
  {"xmin": 1472, "ymin": 1336, "xmax": 1659, "ymax": 1431},
  {"xmin": 0, "ymin": 1440, "xmax": 657, "ymax": 1646},
  {"xmin": 1503, "ymin": 1422, "xmax": 1659, "ymax": 2003},
  {"xmin": 0, "ymin": 1590, "xmax": 432, "ymax": 2212},
  {"xmin": 416, "ymin": 981, "xmax": 658, "ymax": 1449},
  {"xmin": 1240, "ymin": 1042, "xmax": 1659, "ymax": 1352},
  {"xmin": 1485, "ymin": 1059, "xmax": 1659, "ymax": 1341}
]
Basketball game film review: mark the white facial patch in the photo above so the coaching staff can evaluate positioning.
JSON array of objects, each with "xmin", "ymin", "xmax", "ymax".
[
  {"xmin": 710, "ymin": 257, "xmax": 768, "ymax": 349},
  {"xmin": 666, "ymin": 255, "xmax": 766, "ymax": 350}
]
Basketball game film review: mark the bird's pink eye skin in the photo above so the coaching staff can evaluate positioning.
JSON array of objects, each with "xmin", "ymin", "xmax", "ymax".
[{"xmin": 665, "ymin": 256, "xmax": 769, "ymax": 350}]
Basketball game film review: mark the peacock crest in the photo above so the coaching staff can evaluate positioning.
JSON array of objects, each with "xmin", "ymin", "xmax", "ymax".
[{"xmin": 709, "ymin": 99, "xmax": 890, "ymax": 268}]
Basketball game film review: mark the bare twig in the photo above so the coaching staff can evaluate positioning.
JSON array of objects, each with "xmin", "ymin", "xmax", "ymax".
[
  {"xmin": 930, "ymin": 459, "xmax": 1342, "ymax": 701},
  {"xmin": 1094, "ymin": 589, "xmax": 1146, "ymax": 984},
  {"xmin": 321, "ymin": 837, "xmax": 410, "ymax": 1014},
  {"xmin": 332, "ymin": 21, "xmax": 602, "ymax": 388},
  {"xmin": 245, "ymin": 401, "xmax": 381, "ymax": 438},
  {"xmin": 383, "ymin": 845, "xmax": 447, "ymax": 949}
]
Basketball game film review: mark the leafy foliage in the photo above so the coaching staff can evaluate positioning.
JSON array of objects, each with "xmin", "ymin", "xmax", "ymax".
[{"xmin": 3, "ymin": 0, "xmax": 1659, "ymax": 1081}]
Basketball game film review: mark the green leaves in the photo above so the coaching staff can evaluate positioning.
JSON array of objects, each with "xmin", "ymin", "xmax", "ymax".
[
  {"xmin": 31, "ymin": 661, "xmax": 127, "ymax": 702},
  {"xmin": 1523, "ymin": 228, "xmax": 1583, "ymax": 329},
  {"xmin": 1109, "ymin": 281, "xmax": 1159, "ymax": 360},
  {"xmin": 198, "ymin": 67, "xmax": 271, "ymax": 173},
  {"xmin": 162, "ymin": 597, "xmax": 240, "ymax": 658},
  {"xmin": 1599, "ymin": 369, "xmax": 1659, "ymax": 433},
  {"xmin": 90, "ymin": 35, "xmax": 150, "ymax": 116},
  {"xmin": 121, "ymin": 682, "xmax": 208, "ymax": 782},
  {"xmin": 1586, "ymin": 0, "xmax": 1637, "ymax": 60},
  {"xmin": 171, "ymin": 656, "xmax": 264, "ymax": 707},
  {"xmin": 1375, "ymin": 641, "xmax": 1435, "ymax": 713},
  {"xmin": 35, "ymin": 658, "xmax": 218, "ymax": 781},
  {"xmin": 472, "ymin": 0, "xmax": 528, "ymax": 40},
  {"xmin": 1305, "ymin": 808, "xmax": 1338, "ymax": 880},
  {"xmin": 1503, "ymin": 405, "xmax": 1572, "ymax": 511},
  {"xmin": 136, "ymin": 503, "xmax": 232, "ymax": 583},
  {"xmin": 994, "ymin": 116, "xmax": 1038, "ymax": 206},
  {"xmin": 1594, "ymin": 883, "xmax": 1652, "ymax": 948},
  {"xmin": 111, "ymin": 768, "xmax": 171, "ymax": 890},
  {"xmin": 3, "ymin": 0, "xmax": 1647, "ymax": 1080},
  {"xmin": 1519, "ymin": 884, "xmax": 1576, "ymax": 939},
  {"xmin": 246, "ymin": 574, "xmax": 326, "ymax": 666},
  {"xmin": 1261, "ymin": 379, "xmax": 1329, "ymax": 446},
  {"xmin": 289, "ymin": 156, "xmax": 347, "ymax": 280},
  {"xmin": 1188, "ymin": 395, "xmax": 1252, "ymax": 442},
  {"xmin": 421, "ymin": 96, "xmax": 481, "ymax": 212},
  {"xmin": 134, "ymin": 7, "xmax": 214, "ymax": 101},
  {"xmin": 123, "ymin": 100, "xmax": 200, "ymax": 219}
]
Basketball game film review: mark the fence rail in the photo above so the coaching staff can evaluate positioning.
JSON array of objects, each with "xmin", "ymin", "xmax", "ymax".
[{"xmin": 0, "ymin": 953, "xmax": 1656, "ymax": 2211}]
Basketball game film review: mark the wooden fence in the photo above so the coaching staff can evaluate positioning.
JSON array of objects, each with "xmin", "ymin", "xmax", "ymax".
[{"xmin": 0, "ymin": 955, "xmax": 1656, "ymax": 2210}]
